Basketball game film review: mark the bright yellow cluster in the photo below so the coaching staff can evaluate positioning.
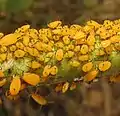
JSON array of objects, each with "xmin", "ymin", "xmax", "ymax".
[{"xmin": 0, "ymin": 20, "xmax": 119, "ymax": 105}]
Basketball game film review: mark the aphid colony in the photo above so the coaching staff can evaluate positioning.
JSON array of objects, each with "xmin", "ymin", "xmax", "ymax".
[{"xmin": 0, "ymin": 19, "xmax": 119, "ymax": 105}]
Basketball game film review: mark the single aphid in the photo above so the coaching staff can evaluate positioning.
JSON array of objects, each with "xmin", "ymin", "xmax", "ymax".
[
  {"xmin": 0, "ymin": 46, "xmax": 7, "ymax": 53},
  {"xmin": 9, "ymin": 45, "xmax": 16, "ymax": 52},
  {"xmin": 67, "ymin": 51, "xmax": 74, "ymax": 58},
  {"xmin": 82, "ymin": 62, "xmax": 93, "ymax": 72},
  {"xmin": 73, "ymin": 30, "xmax": 86, "ymax": 40},
  {"xmin": 22, "ymin": 73, "xmax": 40, "ymax": 86},
  {"xmin": 31, "ymin": 61, "xmax": 41, "ymax": 69},
  {"xmin": 70, "ymin": 60, "xmax": 80, "ymax": 67},
  {"xmin": 20, "ymin": 25, "xmax": 30, "ymax": 32},
  {"xmin": 48, "ymin": 21, "xmax": 62, "ymax": 29},
  {"xmin": 86, "ymin": 34, "xmax": 95, "ymax": 46},
  {"xmin": 31, "ymin": 93, "xmax": 47, "ymax": 105},
  {"xmin": 10, "ymin": 77, "xmax": 21, "ymax": 95},
  {"xmin": 78, "ymin": 54, "xmax": 89, "ymax": 61},
  {"xmin": 0, "ymin": 34, "xmax": 19, "ymax": 46},
  {"xmin": 50, "ymin": 66, "xmax": 58, "ymax": 76},
  {"xmin": 101, "ymin": 40, "xmax": 111, "ymax": 48},
  {"xmin": 84, "ymin": 70, "xmax": 98, "ymax": 82},
  {"xmin": 14, "ymin": 49, "xmax": 25, "ymax": 58},
  {"xmin": 62, "ymin": 82, "xmax": 69, "ymax": 93},
  {"xmin": 42, "ymin": 65, "xmax": 51, "ymax": 77},
  {"xmin": 63, "ymin": 36, "xmax": 70, "ymax": 45},
  {"xmin": 56, "ymin": 49, "xmax": 64, "ymax": 61},
  {"xmin": 16, "ymin": 42, "xmax": 24, "ymax": 49},
  {"xmin": 0, "ymin": 53, "xmax": 7, "ymax": 61},
  {"xmin": 110, "ymin": 35, "xmax": 120, "ymax": 43},
  {"xmin": 80, "ymin": 44, "xmax": 89, "ymax": 54},
  {"xmin": 98, "ymin": 61, "xmax": 111, "ymax": 72},
  {"xmin": 23, "ymin": 35, "xmax": 30, "ymax": 46},
  {"xmin": 70, "ymin": 82, "xmax": 77, "ymax": 90}
]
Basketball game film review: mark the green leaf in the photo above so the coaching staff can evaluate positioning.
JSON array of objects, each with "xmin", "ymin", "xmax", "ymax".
[{"xmin": 6, "ymin": 0, "xmax": 33, "ymax": 13}]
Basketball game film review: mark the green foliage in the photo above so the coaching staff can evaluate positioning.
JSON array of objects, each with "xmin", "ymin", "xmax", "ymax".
[{"xmin": 0, "ymin": 0, "xmax": 33, "ymax": 13}]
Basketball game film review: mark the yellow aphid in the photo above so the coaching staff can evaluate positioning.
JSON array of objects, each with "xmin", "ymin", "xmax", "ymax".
[
  {"xmin": 70, "ymin": 82, "xmax": 77, "ymax": 90},
  {"xmin": 50, "ymin": 66, "xmax": 58, "ymax": 75},
  {"xmin": 62, "ymin": 82, "xmax": 69, "ymax": 93},
  {"xmin": 76, "ymin": 38, "xmax": 86, "ymax": 45},
  {"xmin": 96, "ymin": 49, "xmax": 105, "ymax": 56},
  {"xmin": 40, "ymin": 35, "xmax": 49, "ymax": 43},
  {"xmin": 14, "ymin": 49, "xmax": 25, "ymax": 58},
  {"xmin": 34, "ymin": 42, "xmax": 45, "ymax": 51},
  {"xmin": 80, "ymin": 44, "xmax": 89, "ymax": 54},
  {"xmin": 0, "ymin": 34, "xmax": 18, "ymax": 46},
  {"xmin": 0, "ymin": 70, "xmax": 4, "ymax": 78},
  {"xmin": 48, "ymin": 40, "xmax": 54, "ymax": 47},
  {"xmin": 101, "ymin": 40, "xmax": 111, "ymax": 48},
  {"xmin": 42, "ymin": 65, "xmax": 51, "ymax": 77},
  {"xmin": 0, "ymin": 53, "xmax": 7, "ymax": 61},
  {"xmin": 55, "ymin": 83, "xmax": 63, "ymax": 92},
  {"xmin": 10, "ymin": 77, "xmax": 21, "ymax": 95},
  {"xmin": 61, "ymin": 26, "xmax": 70, "ymax": 36},
  {"xmin": 78, "ymin": 54, "xmax": 89, "ymax": 61},
  {"xmin": 48, "ymin": 21, "xmax": 62, "ymax": 29},
  {"xmin": 82, "ymin": 62, "xmax": 93, "ymax": 72},
  {"xmin": 27, "ymin": 47, "xmax": 39, "ymax": 57},
  {"xmin": 55, "ymin": 41, "xmax": 64, "ymax": 48},
  {"xmin": 9, "ymin": 45, "xmax": 16, "ymax": 52},
  {"xmin": 98, "ymin": 61, "xmax": 111, "ymax": 72},
  {"xmin": 67, "ymin": 51, "xmax": 74, "ymax": 58},
  {"xmin": 74, "ymin": 46, "xmax": 80, "ymax": 52},
  {"xmin": 44, "ymin": 44, "xmax": 53, "ymax": 52},
  {"xmin": 84, "ymin": 70, "xmax": 98, "ymax": 82},
  {"xmin": 0, "ymin": 78, "xmax": 6, "ymax": 87},
  {"xmin": 73, "ymin": 30, "xmax": 86, "ymax": 40},
  {"xmin": 46, "ymin": 52, "xmax": 54, "ymax": 58},
  {"xmin": 16, "ymin": 42, "xmax": 24, "ymax": 49},
  {"xmin": 31, "ymin": 38, "xmax": 38, "ymax": 45},
  {"xmin": 63, "ymin": 36, "xmax": 70, "ymax": 45},
  {"xmin": 105, "ymin": 45, "xmax": 115, "ymax": 54},
  {"xmin": 52, "ymin": 29, "xmax": 61, "ymax": 35},
  {"xmin": 31, "ymin": 61, "xmax": 41, "ymax": 69},
  {"xmin": 56, "ymin": 49, "xmax": 63, "ymax": 61},
  {"xmin": 23, "ymin": 35, "xmax": 30, "ymax": 46},
  {"xmin": 87, "ymin": 20, "xmax": 100, "ymax": 29},
  {"xmin": 86, "ymin": 34, "xmax": 95, "ymax": 46},
  {"xmin": 6, "ymin": 52, "xmax": 13, "ymax": 60},
  {"xmin": 110, "ymin": 35, "xmax": 120, "ymax": 43},
  {"xmin": 114, "ymin": 42, "xmax": 120, "ymax": 51},
  {"xmin": 83, "ymin": 25, "xmax": 94, "ymax": 34},
  {"xmin": 0, "ymin": 33, "xmax": 4, "ymax": 38},
  {"xmin": 68, "ymin": 44, "xmax": 74, "ymax": 50},
  {"xmin": 23, "ymin": 73, "xmax": 40, "ymax": 86},
  {"xmin": 37, "ymin": 55, "xmax": 44, "ymax": 62},
  {"xmin": 103, "ymin": 20, "xmax": 113, "ymax": 27},
  {"xmin": 31, "ymin": 93, "xmax": 47, "ymax": 105},
  {"xmin": 20, "ymin": 25, "xmax": 30, "ymax": 32},
  {"xmin": 70, "ymin": 60, "xmax": 80, "ymax": 67},
  {"xmin": 89, "ymin": 46, "xmax": 94, "ymax": 52},
  {"xmin": 70, "ymin": 24, "xmax": 82, "ymax": 30},
  {"xmin": 0, "ymin": 46, "xmax": 7, "ymax": 52},
  {"xmin": 53, "ymin": 35, "xmax": 60, "ymax": 41}
]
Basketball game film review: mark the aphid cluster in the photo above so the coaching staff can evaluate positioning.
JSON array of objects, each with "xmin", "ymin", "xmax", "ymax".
[{"xmin": 0, "ymin": 19, "xmax": 119, "ymax": 105}]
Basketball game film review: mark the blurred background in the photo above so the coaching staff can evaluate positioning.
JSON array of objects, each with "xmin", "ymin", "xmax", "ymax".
[{"xmin": 0, "ymin": 0, "xmax": 120, "ymax": 116}]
